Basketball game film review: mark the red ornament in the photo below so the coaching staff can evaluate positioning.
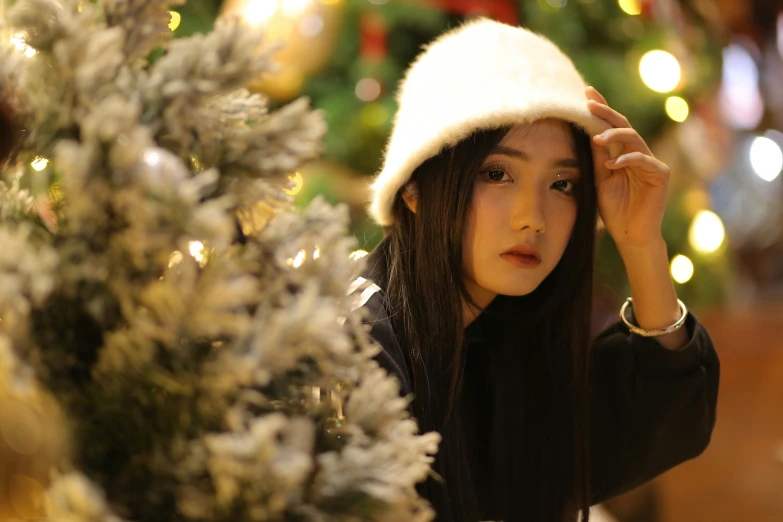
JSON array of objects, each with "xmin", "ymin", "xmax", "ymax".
[
  {"xmin": 360, "ymin": 12, "xmax": 387, "ymax": 62},
  {"xmin": 430, "ymin": 0, "xmax": 518, "ymax": 26}
]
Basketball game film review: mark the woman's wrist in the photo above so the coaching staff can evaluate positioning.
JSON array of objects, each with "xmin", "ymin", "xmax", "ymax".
[{"xmin": 616, "ymin": 236, "xmax": 689, "ymax": 350}]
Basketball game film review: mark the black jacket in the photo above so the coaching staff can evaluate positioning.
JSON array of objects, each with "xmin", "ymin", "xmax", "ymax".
[{"xmin": 358, "ymin": 243, "xmax": 720, "ymax": 520}]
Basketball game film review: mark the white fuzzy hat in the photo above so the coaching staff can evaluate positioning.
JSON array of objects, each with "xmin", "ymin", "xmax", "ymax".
[{"xmin": 368, "ymin": 18, "xmax": 613, "ymax": 226}]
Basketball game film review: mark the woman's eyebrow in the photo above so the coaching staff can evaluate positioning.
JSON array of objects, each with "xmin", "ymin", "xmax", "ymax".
[{"xmin": 489, "ymin": 145, "xmax": 580, "ymax": 169}]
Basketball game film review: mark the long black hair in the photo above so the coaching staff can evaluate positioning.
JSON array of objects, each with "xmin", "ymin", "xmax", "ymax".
[{"xmin": 382, "ymin": 121, "xmax": 598, "ymax": 522}]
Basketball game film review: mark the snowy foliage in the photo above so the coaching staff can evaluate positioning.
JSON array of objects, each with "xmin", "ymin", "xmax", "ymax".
[{"xmin": 0, "ymin": 0, "xmax": 438, "ymax": 520}]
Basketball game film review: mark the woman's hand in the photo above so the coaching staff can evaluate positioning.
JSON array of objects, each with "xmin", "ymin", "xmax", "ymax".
[{"xmin": 586, "ymin": 86, "xmax": 670, "ymax": 248}]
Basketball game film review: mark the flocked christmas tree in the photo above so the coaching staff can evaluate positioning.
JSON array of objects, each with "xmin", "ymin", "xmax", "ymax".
[{"xmin": 0, "ymin": 0, "xmax": 439, "ymax": 520}]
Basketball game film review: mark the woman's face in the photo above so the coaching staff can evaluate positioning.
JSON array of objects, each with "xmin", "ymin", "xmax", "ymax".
[{"xmin": 463, "ymin": 119, "xmax": 581, "ymax": 307}]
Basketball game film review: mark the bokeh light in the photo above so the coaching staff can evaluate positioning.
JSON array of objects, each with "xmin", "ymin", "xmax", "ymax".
[
  {"xmin": 31, "ymin": 157, "xmax": 49, "ymax": 171},
  {"xmin": 670, "ymin": 254, "xmax": 694, "ymax": 284},
  {"xmin": 11, "ymin": 32, "xmax": 36, "ymax": 57},
  {"xmin": 168, "ymin": 251, "xmax": 184, "ymax": 267},
  {"xmin": 299, "ymin": 13, "xmax": 324, "ymax": 36},
  {"xmin": 355, "ymin": 78, "xmax": 382, "ymax": 102},
  {"xmin": 639, "ymin": 50, "xmax": 681, "ymax": 93},
  {"xmin": 241, "ymin": 0, "xmax": 278, "ymax": 26},
  {"xmin": 618, "ymin": 0, "xmax": 642, "ymax": 16},
  {"xmin": 689, "ymin": 210, "xmax": 726, "ymax": 253},
  {"xmin": 282, "ymin": 0, "xmax": 311, "ymax": 18},
  {"xmin": 749, "ymin": 136, "xmax": 783, "ymax": 182},
  {"xmin": 665, "ymin": 96, "xmax": 689, "ymax": 122},
  {"xmin": 284, "ymin": 171, "xmax": 304, "ymax": 195},
  {"xmin": 349, "ymin": 249, "xmax": 369, "ymax": 260},
  {"xmin": 168, "ymin": 11, "xmax": 181, "ymax": 31},
  {"xmin": 360, "ymin": 103, "xmax": 390, "ymax": 128},
  {"xmin": 719, "ymin": 42, "xmax": 763, "ymax": 130},
  {"xmin": 189, "ymin": 241, "xmax": 206, "ymax": 264},
  {"xmin": 288, "ymin": 249, "xmax": 306, "ymax": 268}
]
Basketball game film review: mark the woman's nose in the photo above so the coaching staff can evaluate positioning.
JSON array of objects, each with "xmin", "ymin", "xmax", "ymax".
[{"xmin": 509, "ymin": 187, "xmax": 546, "ymax": 234}]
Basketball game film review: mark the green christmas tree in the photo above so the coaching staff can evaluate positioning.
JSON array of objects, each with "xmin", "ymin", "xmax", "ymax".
[{"xmin": 0, "ymin": 0, "xmax": 438, "ymax": 520}]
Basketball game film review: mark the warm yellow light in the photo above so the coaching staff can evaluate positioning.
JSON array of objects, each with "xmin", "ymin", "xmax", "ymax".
[
  {"xmin": 168, "ymin": 251, "xmax": 184, "ymax": 267},
  {"xmin": 189, "ymin": 241, "xmax": 206, "ymax": 264},
  {"xmin": 288, "ymin": 249, "xmax": 306, "ymax": 268},
  {"xmin": 349, "ymin": 249, "xmax": 368, "ymax": 260},
  {"xmin": 241, "ymin": 0, "xmax": 279, "ymax": 26},
  {"xmin": 361, "ymin": 103, "xmax": 390, "ymax": 128},
  {"xmin": 670, "ymin": 255, "xmax": 694, "ymax": 284},
  {"xmin": 618, "ymin": 0, "xmax": 642, "ymax": 15},
  {"xmin": 31, "ymin": 157, "xmax": 49, "ymax": 171},
  {"xmin": 665, "ymin": 96, "xmax": 690, "ymax": 122},
  {"xmin": 168, "ymin": 11, "xmax": 182, "ymax": 31},
  {"xmin": 281, "ymin": 0, "xmax": 311, "ymax": 17},
  {"xmin": 11, "ymin": 32, "xmax": 36, "ymax": 57},
  {"xmin": 313, "ymin": 247, "xmax": 320, "ymax": 260},
  {"xmin": 689, "ymin": 210, "xmax": 725, "ymax": 253},
  {"xmin": 284, "ymin": 171, "xmax": 303, "ymax": 196},
  {"xmin": 639, "ymin": 50, "xmax": 681, "ymax": 93}
]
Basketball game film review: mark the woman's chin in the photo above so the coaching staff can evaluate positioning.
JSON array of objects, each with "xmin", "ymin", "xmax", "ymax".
[{"xmin": 488, "ymin": 278, "xmax": 542, "ymax": 297}]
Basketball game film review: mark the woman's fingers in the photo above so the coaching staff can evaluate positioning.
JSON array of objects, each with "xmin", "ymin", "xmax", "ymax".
[
  {"xmin": 593, "ymin": 127, "xmax": 653, "ymax": 155},
  {"xmin": 605, "ymin": 152, "xmax": 670, "ymax": 181},
  {"xmin": 586, "ymin": 86, "xmax": 608, "ymax": 105},
  {"xmin": 587, "ymin": 99, "xmax": 632, "ymax": 129}
]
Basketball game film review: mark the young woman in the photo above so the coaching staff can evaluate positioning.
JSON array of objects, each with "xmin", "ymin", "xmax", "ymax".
[{"xmin": 356, "ymin": 19, "xmax": 719, "ymax": 522}]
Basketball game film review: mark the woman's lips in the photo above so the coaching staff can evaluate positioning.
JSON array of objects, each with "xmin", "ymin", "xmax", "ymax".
[{"xmin": 500, "ymin": 252, "xmax": 542, "ymax": 268}]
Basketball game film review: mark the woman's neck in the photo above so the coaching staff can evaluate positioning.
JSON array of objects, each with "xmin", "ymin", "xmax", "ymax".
[{"xmin": 462, "ymin": 280, "xmax": 497, "ymax": 328}]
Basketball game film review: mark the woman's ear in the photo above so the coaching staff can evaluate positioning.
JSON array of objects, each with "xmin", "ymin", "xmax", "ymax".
[{"xmin": 401, "ymin": 182, "xmax": 418, "ymax": 214}]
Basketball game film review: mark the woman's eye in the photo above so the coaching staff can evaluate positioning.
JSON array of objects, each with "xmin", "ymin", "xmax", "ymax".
[
  {"xmin": 482, "ymin": 169, "xmax": 509, "ymax": 182},
  {"xmin": 553, "ymin": 179, "xmax": 576, "ymax": 193}
]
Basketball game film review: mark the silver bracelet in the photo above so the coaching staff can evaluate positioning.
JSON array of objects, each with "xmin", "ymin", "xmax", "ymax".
[{"xmin": 620, "ymin": 297, "xmax": 688, "ymax": 337}]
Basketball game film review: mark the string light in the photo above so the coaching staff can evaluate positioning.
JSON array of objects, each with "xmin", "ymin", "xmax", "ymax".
[
  {"xmin": 665, "ymin": 96, "xmax": 689, "ymax": 122},
  {"xmin": 670, "ymin": 255, "xmax": 694, "ymax": 284},
  {"xmin": 749, "ymin": 135, "xmax": 783, "ymax": 182},
  {"xmin": 284, "ymin": 171, "xmax": 303, "ymax": 196},
  {"xmin": 639, "ymin": 50, "xmax": 681, "ymax": 93},
  {"xmin": 188, "ymin": 241, "xmax": 206, "ymax": 265},
  {"xmin": 143, "ymin": 150, "xmax": 161, "ymax": 167},
  {"xmin": 11, "ymin": 32, "xmax": 36, "ymax": 58},
  {"xmin": 31, "ymin": 157, "xmax": 49, "ymax": 171},
  {"xmin": 689, "ymin": 210, "xmax": 725, "ymax": 254},
  {"xmin": 168, "ymin": 11, "xmax": 181, "ymax": 31},
  {"xmin": 168, "ymin": 251, "xmax": 184, "ymax": 267},
  {"xmin": 313, "ymin": 247, "xmax": 320, "ymax": 260},
  {"xmin": 618, "ymin": 0, "xmax": 642, "ymax": 15},
  {"xmin": 349, "ymin": 249, "xmax": 368, "ymax": 260},
  {"xmin": 287, "ymin": 249, "xmax": 306, "ymax": 268}
]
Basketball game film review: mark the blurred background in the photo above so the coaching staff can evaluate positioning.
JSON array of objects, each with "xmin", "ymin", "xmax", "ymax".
[{"xmin": 11, "ymin": 0, "xmax": 781, "ymax": 520}]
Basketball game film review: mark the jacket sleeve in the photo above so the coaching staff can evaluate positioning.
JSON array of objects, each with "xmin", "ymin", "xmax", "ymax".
[{"xmin": 588, "ymin": 312, "xmax": 719, "ymax": 505}]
